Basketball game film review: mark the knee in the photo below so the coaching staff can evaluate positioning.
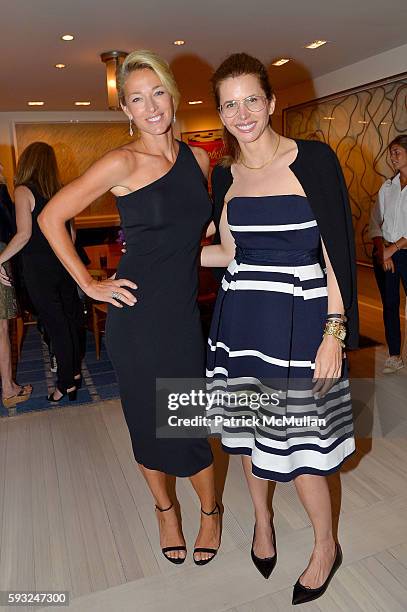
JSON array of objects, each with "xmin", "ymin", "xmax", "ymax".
[{"xmin": 0, "ymin": 318, "xmax": 8, "ymax": 335}]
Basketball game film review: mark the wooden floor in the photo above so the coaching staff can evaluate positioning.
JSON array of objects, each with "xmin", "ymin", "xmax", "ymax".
[{"xmin": 0, "ymin": 266, "xmax": 406, "ymax": 612}]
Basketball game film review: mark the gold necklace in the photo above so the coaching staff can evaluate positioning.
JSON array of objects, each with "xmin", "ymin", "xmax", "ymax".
[{"xmin": 240, "ymin": 134, "xmax": 281, "ymax": 170}]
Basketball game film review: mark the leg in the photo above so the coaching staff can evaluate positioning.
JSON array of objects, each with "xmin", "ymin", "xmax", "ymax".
[
  {"xmin": 138, "ymin": 463, "xmax": 186, "ymax": 562},
  {"xmin": 0, "ymin": 318, "xmax": 17, "ymax": 398},
  {"xmin": 92, "ymin": 304, "xmax": 101, "ymax": 361},
  {"xmin": 396, "ymin": 252, "xmax": 407, "ymax": 353},
  {"xmin": 242, "ymin": 455, "xmax": 276, "ymax": 558},
  {"xmin": 294, "ymin": 474, "xmax": 336, "ymax": 589},
  {"xmin": 189, "ymin": 462, "xmax": 221, "ymax": 562},
  {"xmin": 25, "ymin": 271, "xmax": 76, "ymax": 394},
  {"xmin": 373, "ymin": 258, "xmax": 401, "ymax": 356},
  {"xmin": 398, "ymin": 251, "xmax": 407, "ymax": 295},
  {"xmin": 0, "ymin": 318, "xmax": 31, "ymax": 403},
  {"xmin": 58, "ymin": 275, "xmax": 83, "ymax": 377}
]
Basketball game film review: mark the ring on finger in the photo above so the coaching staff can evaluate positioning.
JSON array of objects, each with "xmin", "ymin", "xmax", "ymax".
[{"xmin": 111, "ymin": 290, "xmax": 123, "ymax": 300}]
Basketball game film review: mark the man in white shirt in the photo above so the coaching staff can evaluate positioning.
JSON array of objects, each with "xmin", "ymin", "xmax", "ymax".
[{"xmin": 369, "ymin": 135, "xmax": 407, "ymax": 373}]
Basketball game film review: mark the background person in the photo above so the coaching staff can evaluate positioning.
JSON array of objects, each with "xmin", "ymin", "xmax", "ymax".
[
  {"xmin": 369, "ymin": 135, "xmax": 407, "ymax": 373},
  {"xmin": 0, "ymin": 162, "xmax": 32, "ymax": 408},
  {"xmin": 0, "ymin": 143, "xmax": 82, "ymax": 402}
]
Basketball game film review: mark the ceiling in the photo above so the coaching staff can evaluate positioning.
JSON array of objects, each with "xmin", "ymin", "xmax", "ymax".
[{"xmin": 1, "ymin": 0, "xmax": 406, "ymax": 112}]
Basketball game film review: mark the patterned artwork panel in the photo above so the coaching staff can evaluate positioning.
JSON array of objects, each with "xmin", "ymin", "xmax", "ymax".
[
  {"xmin": 284, "ymin": 76, "xmax": 407, "ymax": 263},
  {"xmin": 15, "ymin": 122, "xmax": 132, "ymax": 223}
]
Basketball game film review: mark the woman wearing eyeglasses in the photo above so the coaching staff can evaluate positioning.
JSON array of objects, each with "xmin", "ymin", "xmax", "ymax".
[{"xmin": 201, "ymin": 53, "xmax": 358, "ymax": 605}]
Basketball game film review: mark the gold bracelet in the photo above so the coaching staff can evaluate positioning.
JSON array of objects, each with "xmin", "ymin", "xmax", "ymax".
[{"xmin": 323, "ymin": 320, "xmax": 346, "ymax": 348}]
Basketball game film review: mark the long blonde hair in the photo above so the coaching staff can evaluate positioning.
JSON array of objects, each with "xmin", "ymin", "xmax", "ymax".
[
  {"xmin": 15, "ymin": 142, "xmax": 62, "ymax": 199},
  {"xmin": 118, "ymin": 49, "xmax": 180, "ymax": 111}
]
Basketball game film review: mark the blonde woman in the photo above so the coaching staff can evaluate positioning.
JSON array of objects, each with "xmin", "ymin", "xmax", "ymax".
[{"xmin": 39, "ymin": 50, "xmax": 221, "ymax": 565}]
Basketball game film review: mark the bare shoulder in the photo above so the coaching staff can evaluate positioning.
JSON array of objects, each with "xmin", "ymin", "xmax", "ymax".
[
  {"xmin": 188, "ymin": 145, "xmax": 210, "ymax": 178},
  {"xmin": 100, "ymin": 147, "xmax": 136, "ymax": 171},
  {"xmin": 82, "ymin": 147, "xmax": 138, "ymax": 187},
  {"xmin": 14, "ymin": 184, "xmax": 35, "ymax": 200}
]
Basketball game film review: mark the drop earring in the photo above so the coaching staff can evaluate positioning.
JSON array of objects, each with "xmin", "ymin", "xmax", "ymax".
[
  {"xmin": 129, "ymin": 118, "xmax": 133, "ymax": 137},
  {"xmin": 173, "ymin": 112, "xmax": 176, "ymax": 124}
]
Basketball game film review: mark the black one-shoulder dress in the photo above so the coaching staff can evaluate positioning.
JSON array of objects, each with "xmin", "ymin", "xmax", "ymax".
[{"xmin": 105, "ymin": 142, "xmax": 213, "ymax": 476}]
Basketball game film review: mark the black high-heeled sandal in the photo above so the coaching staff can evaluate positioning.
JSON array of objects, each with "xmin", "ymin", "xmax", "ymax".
[
  {"xmin": 292, "ymin": 543, "xmax": 342, "ymax": 605},
  {"xmin": 155, "ymin": 503, "xmax": 187, "ymax": 565},
  {"xmin": 47, "ymin": 387, "xmax": 77, "ymax": 402},
  {"xmin": 251, "ymin": 519, "xmax": 277, "ymax": 579},
  {"xmin": 74, "ymin": 374, "xmax": 83, "ymax": 390},
  {"xmin": 193, "ymin": 502, "xmax": 221, "ymax": 566}
]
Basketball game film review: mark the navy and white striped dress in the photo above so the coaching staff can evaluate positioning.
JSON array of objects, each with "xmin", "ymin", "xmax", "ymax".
[{"xmin": 206, "ymin": 195, "xmax": 355, "ymax": 481}]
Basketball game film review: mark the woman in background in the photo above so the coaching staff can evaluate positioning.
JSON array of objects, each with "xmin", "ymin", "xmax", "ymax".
[
  {"xmin": 369, "ymin": 135, "xmax": 407, "ymax": 373},
  {"xmin": 0, "ymin": 162, "xmax": 32, "ymax": 408},
  {"xmin": 0, "ymin": 143, "xmax": 82, "ymax": 402}
]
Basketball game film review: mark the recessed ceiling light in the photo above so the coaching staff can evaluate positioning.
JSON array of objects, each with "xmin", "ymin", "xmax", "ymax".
[
  {"xmin": 380, "ymin": 122, "xmax": 388, "ymax": 125},
  {"xmin": 358, "ymin": 120, "xmax": 368, "ymax": 124},
  {"xmin": 305, "ymin": 40, "xmax": 327, "ymax": 49},
  {"xmin": 28, "ymin": 101, "xmax": 44, "ymax": 106},
  {"xmin": 188, "ymin": 100, "xmax": 203, "ymax": 105},
  {"xmin": 272, "ymin": 58, "xmax": 290, "ymax": 66},
  {"xmin": 55, "ymin": 63, "xmax": 66, "ymax": 69},
  {"xmin": 323, "ymin": 116, "xmax": 335, "ymax": 120},
  {"xmin": 75, "ymin": 101, "xmax": 91, "ymax": 106},
  {"xmin": 61, "ymin": 34, "xmax": 74, "ymax": 41},
  {"xmin": 173, "ymin": 40, "xmax": 185, "ymax": 46}
]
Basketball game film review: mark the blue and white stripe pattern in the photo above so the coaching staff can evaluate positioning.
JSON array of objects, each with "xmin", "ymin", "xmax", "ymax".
[{"xmin": 206, "ymin": 195, "xmax": 355, "ymax": 481}]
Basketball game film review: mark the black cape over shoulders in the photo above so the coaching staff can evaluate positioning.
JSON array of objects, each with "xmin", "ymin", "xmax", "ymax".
[{"xmin": 211, "ymin": 139, "xmax": 359, "ymax": 349}]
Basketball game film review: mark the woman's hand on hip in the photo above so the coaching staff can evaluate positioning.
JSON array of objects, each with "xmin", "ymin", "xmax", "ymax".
[
  {"xmin": 0, "ymin": 264, "xmax": 12, "ymax": 287},
  {"xmin": 312, "ymin": 334, "xmax": 343, "ymax": 398},
  {"xmin": 85, "ymin": 277, "xmax": 137, "ymax": 308}
]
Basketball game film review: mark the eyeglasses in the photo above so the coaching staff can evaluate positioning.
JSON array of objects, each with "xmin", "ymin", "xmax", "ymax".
[{"xmin": 218, "ymin": 95, "xmax": 267, "ymax": 118}]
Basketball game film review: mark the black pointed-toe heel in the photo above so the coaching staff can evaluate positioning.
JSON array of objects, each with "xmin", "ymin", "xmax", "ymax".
[
  {"xmin": 251, "ymin": 520, "xmax": 277, "ymax": 579},
  {"xmin": 155, "ymin": 503, "xmax": 187, "ymax": 565},
  {"xmin": 47, "ymin": 387, "xmax": 77, "ymax": 402},
  {"xmin": 193, "ymin": 502, "xmax": 221, "ymax": 566},
  {"xmin": 292, "ymin": 543, "xmax": 342, "ymax": 605}
]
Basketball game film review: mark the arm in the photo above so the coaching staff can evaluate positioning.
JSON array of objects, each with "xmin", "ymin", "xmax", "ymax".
[
  {"xmin": 0, "ymin": 186, "xmax": 33, "ymax": 286},
  {"xmin": 383, "ymin": 236, "xmax": 407, "ymax": 262},
  {"xmin": 205, "ymin": 221, "xmax": 216, "ymax": 238},
  {"xmin": 201, "ymin": 201, "xmax": 235, "ymax": 268},
  {"xmin": 312, "ymin": 240, "xmax": 344, "ymax": 397},
  {"xmin": 70, "ymin": 220, "xmax": 76, "ymax": 243},
  {"xmin": 38, "ymin": 151, "xmax": 137, "ymax": 307},
  {"xmin": 190, "ymin": 147, "xmax": 216, "ymax": 239},
  {"xmin": 190, "ymin": 145, "xmax": 210, "ymax": 180},
  {"xmin": 369, "ymin": 189, "xmax": 385, "ymax": 263}
]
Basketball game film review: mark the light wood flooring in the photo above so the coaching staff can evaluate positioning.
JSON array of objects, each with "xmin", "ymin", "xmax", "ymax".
[{"xmin": 0, "ymin": 265, "xmax": 406, "ymax": 612}]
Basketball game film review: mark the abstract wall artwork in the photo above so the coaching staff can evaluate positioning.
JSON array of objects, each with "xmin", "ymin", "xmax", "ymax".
[
  {"xmin": 284, "ymin": 74, "xmax": 407, "ymax": 263},
  {"xmin": 15, "ymin": 122, "xmax": 131, "ymax": 226}
]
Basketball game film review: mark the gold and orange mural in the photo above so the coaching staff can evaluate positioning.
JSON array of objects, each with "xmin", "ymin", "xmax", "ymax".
[
  {"xmin": 15, "ymin": 122, "xmax": 132, "ymax": 227},
  {"xmin": 284, "ymin": 74, "xmax": 407, "ymax": 264}
]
